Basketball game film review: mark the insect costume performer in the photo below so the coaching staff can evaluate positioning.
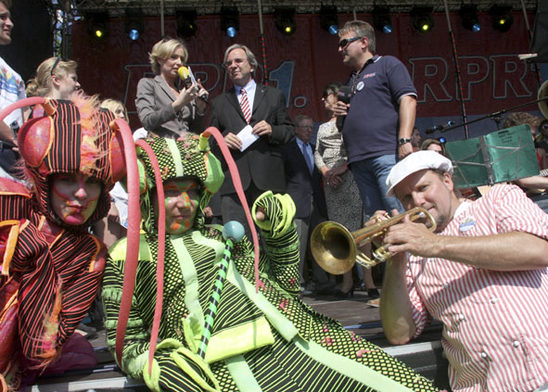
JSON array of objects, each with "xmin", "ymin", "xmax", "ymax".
[
  {"xmin": 0, "ymin": 96, "xmax": 131, "ymax": 390},
  {"xmin": 102, "ymin": 134, "xmax": 439, "ymax": 392}
]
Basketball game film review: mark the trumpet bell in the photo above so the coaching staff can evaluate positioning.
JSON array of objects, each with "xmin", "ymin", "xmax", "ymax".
[{"xmin": 310, "ymin": 221, "xmax": 356, "ymax": 275}]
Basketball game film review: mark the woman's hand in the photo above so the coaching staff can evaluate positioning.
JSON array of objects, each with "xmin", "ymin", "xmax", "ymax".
[
  {"xmin": 195, "ymin": 79, "xmax": 208, "ymax": 113},
  {"xmin": 172, "ymin": 83, "xmax": 198, "ymax": 113}
]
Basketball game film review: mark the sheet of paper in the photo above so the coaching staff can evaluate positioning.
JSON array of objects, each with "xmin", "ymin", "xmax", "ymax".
[{"xmin": 237, "ymin": 124, "xmax": 259, "ymax": 151}]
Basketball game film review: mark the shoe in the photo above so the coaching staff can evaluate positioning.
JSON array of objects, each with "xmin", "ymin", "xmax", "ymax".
[
  {"xmin": 333, "ymin": 288, "xmax": 354, "ymax": 299},
  {"xmin": 366, "ymin": 298, "xmax": 381, "ymax": 307}
]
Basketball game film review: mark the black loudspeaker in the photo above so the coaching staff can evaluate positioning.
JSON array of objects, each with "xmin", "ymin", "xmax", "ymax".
[
  {"xmin": 0, "ymin": 0, "xmax": 52, "ymax": 81},
  {"xmin": 530, "ymin": 0, "xmax": 548, "ymax": 63}
]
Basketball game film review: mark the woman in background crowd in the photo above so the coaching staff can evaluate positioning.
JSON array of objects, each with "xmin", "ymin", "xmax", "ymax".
[
  {"xmin": 314, "ymin": 82, "xmax": 379, "ymax": 300},
  {"xmin": 26, "ymin": 56, "xmax": 80, "ymax": 100},
  {"xmin": 135, "ymin": 37, "xmax": 207, "ymax": 138}
]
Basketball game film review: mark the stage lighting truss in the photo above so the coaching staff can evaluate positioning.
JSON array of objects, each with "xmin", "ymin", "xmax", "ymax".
[
  {"xmin": 489, "ymin": 5, "xmax": 513, "ymax": 32},
  {"xmin": 221, "ymin": 6, "xmax": 239, "ymax": 38},
  {"xmin": 275, "ymin": 7, "xmax": 296, "ymax": 35},
  {"xmin": 177, "ymin": 9, "xmax": 198, "ymax": 38},
  {"xmin": 373, "ymin": 6, "xmax": 393, "ymax": 34},
  {"xmin": 460, "ymin": 4, "xmax": 481, "ymax": 32},
  {"xmin": 320, "ymin": 5, "xmax": 338, "ymax": 35},
  {"xmin": 86, "ymin": 12, "xmax": 109, "ymax": 39},
  {"xmin": 125, "ymin": 9, "xmax": 144, "ymax": 41},
  {"xmin": 411, "ymin": 6, "xmax": 434, "ymax": 33}
]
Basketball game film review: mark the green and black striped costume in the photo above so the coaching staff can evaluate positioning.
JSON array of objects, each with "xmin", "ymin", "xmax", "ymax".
[{"xmin": 102, "ymin": 136, "xmax": 439, "ymax": 392}]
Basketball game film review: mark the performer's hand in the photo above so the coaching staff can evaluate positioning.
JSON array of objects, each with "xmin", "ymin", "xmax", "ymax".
[
  {"xmin": 224, "ymin": 132, "xmax": 242, "ymax": 150},
  {"xmin": 366, "ymin": 209, "xmax": 394, "ymax": 248},
  {"xmin": 252, "ymin": 120, "xmax": 272, "ymax": 137},
  {"xmin": 383, "ymin": 214, "xmax": 438, "ymax": 258},
  {"xmin": 203, "ymin": 206, "xmax": 213, "ymax": 219},
  {"xmin": 255, "ymin": 207, "xmax": 266, "ymax": 221}
]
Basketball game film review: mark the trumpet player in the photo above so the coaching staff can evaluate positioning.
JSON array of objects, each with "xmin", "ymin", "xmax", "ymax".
[{"xmin": 378, "ymin": 150, "xmax": 548, "ymax": 392}]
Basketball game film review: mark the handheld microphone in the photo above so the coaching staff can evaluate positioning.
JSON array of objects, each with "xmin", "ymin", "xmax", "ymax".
[
  {"xmin": 177, "ymin": 66, "xmax": 193, "ymax": 88},
  {"xmin": 178, "ymin": 66, "xmax": 208, "ymax": 103},
  {"xmin": 336, "ymin": 85, "xmax": 353, "ymax": 132}
]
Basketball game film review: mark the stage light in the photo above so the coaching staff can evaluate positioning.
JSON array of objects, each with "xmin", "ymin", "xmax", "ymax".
[
  {"xmin": 373, "ymin": 6, "xmax": 393, "ymax": 34},
  {"xmin": 177, "ymin": 10, "xmax": 198, "ymax": 38},
  {"xmin": 275, "ymin": 7, "xmax": 296, "ymax": 36},
  {"xmin": 438, "ymin": 137, "xmax": 446, "ymax": 144},
  {"xmin": 489, "ymin": 5, "xmax": 513, "ymax": 32},
  {"xmin": 86, "ymin": 12, "xmax": 109, "ymax": 39},
  {"xmin": 125, "ymin": 9, "xmax": 144, "ymax": 41},
  {"xmin": 460, "ymin": 4, "xmax": 481, "ymax": 32},
  {"xmin": 411, "ymin": 6, "xmax": 434, "ymax": 33},
  {"xmin": 221, "ymin": 6, "xmax": 239, "ymax": 38},
  {"xmin": 320, "ymin": 5, "xmax": 338, "ymax": 35}
]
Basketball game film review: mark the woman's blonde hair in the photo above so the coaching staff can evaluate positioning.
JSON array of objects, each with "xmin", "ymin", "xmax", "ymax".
[
  {"xmin": 149, "ymin": 37, "xmax": 188, "ymax": 75},
  {"xmin": 100, "ymin": 98, "xmax": 129, "ymax": 122},
  {"xmin": 26, "ymin": 57, "xmax": 78, "ymax": 98}
]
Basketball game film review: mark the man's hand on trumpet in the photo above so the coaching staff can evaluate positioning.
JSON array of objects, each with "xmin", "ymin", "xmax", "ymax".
[{"xmin": 382, "ymin": 214, "xmax": 439, "ymax": 258}]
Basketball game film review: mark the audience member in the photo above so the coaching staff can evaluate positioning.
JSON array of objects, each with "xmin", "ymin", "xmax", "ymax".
[
  {"xmin": 102, "ymin": 135, "xmax": 439, "ymax": 392},
  {"xmin": 282, "ymin": 114, "xmax": 330, "ymax": 294},
  {"xmin": 334, "ymin": 19, "xmax": 416, "ymax": 220},
  {"xmin": 0, "ymin": 95, "xmax": 121, "ymax": 389},
  {"xmin": 26, "ymin": 57, "xmax": 80, "ymax": 100},
  {"xmin": 209, "ymin": 43, "xmax": 293, "ymax": 235},
  {"xmin": 136, "ymin": 37, "xmax": 207, "ymax": 138},
  {"xmin": 0, "ymin": 0, "xmax": 25, "ymax": 181},
  {"xmin": 421, "ymin": 138, "xmax": 446, "ymax": 155},
  {"xmin": 379, "ymin": 150, "xmax": 548, "ymax": 391},
  {"xmin": 315, "ymin": 82, "xmax": 378, "ymax": 300}
]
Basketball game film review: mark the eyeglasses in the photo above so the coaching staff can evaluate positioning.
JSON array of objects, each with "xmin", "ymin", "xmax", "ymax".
[
  {"xmin": 50, "ymin": 57, "xmax": 61, "ymax": 76},
  {"xmin": 338, "ymin": 36, "xmax": 362, "ymax": 49},
  {"xmin": 223, "ymin": 57, "xmax": 247, "ymax": 69}
]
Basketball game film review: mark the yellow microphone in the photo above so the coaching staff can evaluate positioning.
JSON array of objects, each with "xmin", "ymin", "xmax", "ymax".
[{"xmin": 178, "ymin": 66, "xmax": 192, "ymax": 88}]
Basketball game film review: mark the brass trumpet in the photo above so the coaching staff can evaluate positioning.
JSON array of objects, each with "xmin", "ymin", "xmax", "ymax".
[{"xmin": 310, "ymin": 207, "xmax": 437, "ymax": 275}]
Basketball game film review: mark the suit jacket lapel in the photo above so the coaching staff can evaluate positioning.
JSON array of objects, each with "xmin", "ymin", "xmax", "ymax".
[
  {"xmin": 156, "ymin": 75, "xmax": 175, "ymax": 103},
  {"xmin": 226, "ymin": 87, "xmax": 247, "ymax": 123}
]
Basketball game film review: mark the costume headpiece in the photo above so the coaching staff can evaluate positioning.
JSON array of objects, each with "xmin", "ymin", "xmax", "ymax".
[
  {"xmin": 16, "ymin": 96, "xmax": 126, "ymax": 228},
  {"xmin": 135, "ymin": 135, "xmax": 224, "ymax": 235}
]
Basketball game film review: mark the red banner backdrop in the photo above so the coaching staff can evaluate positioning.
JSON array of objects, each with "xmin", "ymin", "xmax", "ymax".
[{"xmin": 71, "ymin": 11, "xmax": 541, "ymax": 135}]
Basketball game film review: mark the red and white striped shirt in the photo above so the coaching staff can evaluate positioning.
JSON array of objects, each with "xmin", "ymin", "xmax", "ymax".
[{"xmin": 407, "ymin": 184, "xmax": 548, "ymax": 392}]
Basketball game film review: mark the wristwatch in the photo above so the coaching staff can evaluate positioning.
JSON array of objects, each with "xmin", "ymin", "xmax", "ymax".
[{"xmin": 398, "ymin": 137, "xmax": 412, "ymax": 145}]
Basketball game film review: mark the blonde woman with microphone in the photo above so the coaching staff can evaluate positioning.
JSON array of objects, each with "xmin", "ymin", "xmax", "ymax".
[{"xmin": 136, "ymin": 37, "xmax": 208, "ymax": 138}]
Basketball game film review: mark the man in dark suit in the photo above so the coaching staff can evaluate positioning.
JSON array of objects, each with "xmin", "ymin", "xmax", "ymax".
[
  {"xmin": 281, "ymin": 115, "xmax": 330, "ymax": 294},
  {"xmin": 209, "ymin": 44, "xmax": 294, "ymax": 232}
]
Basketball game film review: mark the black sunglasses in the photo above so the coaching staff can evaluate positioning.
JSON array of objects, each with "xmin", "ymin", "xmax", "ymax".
[{"xmin": 338, "ymin": 36, "xmax": 362, "ymax": 49}]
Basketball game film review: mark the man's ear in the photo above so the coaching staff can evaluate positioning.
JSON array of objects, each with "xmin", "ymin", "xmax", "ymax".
[{"xmin": 442, "ymin": 172, "xmax": 454, "ymax": 192}]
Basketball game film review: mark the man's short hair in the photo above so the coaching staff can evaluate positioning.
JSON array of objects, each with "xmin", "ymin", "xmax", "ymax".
[
  {"xmin": 294, "ymin": 114, "xmax": 312, "ymax": 127},
  {"xmin": 338, "ymin": 20, "xmax": 376, "ymax": 54},
  {"xmin": 223, "ymin": 44, "xmax": 259, "ymax": 72},
  {"xmin": 0, "ymin": 0, "xmax": 11, "ymax": 9}
]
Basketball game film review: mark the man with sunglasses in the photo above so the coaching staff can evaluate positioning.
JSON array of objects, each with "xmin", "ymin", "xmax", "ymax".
[
  {"xmin": 334, "ymin": 20, "xmax": 417, "ymax": 224},
  {"xmin": 209, "ymin": 44, "xmax": 294, "ymax": 237}
]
